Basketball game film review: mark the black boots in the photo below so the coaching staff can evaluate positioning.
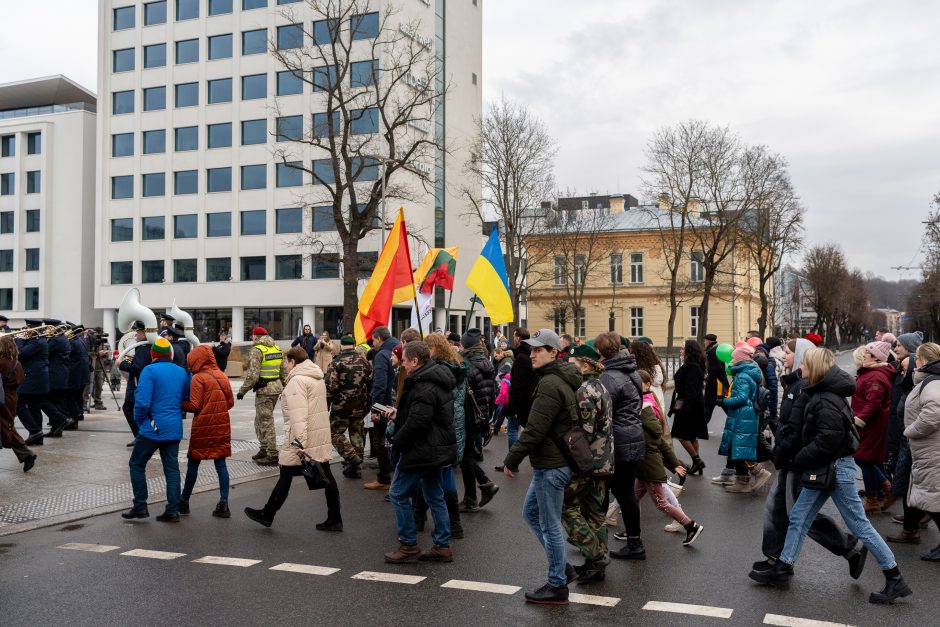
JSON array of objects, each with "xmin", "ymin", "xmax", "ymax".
[
  {"xmin": 869, "ymin": 567, "xmax": 912, "ymax": 604},
  {"xmin": 748, "ymin": 560, "xmax": 794, "ymax": 588},
  {"xmin": 575, "ymin": 555, "xmax": 610, "ymax": 583},
  {"xmin": 688, "ymin": 457, "xmax": 706, "ymax": 476},
  {"xmin": 847, "ymin": 545, "xmax": 868, "ymax": 579},
  {"xmin": 445, "ymin": 491, "xmax": 464, "ymax": 539},
  {"xmin": 610, "ymin": 536, "xmax": 646, "ymax": 560},
  {"xmin": 213, "ymin": 500, "xmax": 231, "ymax": 518},
  {"xmin": 316, "ymin": 489, "xmax": 343, "ymax": 531},
  {"xmin": 244, "ymin": 507, "xmax": 273, "ymax": 527}
]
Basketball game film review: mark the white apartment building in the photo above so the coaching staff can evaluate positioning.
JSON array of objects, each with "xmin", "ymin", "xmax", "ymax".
[
  {"xmin": 96, "ymin": 0, "xmax": 483, "ymax": 342},
  {"xmin": 0, "ymin": 76, "xmax": 98, "ymax": 326}
]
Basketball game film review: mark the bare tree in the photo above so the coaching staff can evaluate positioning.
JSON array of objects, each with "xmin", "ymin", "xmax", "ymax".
[
  {"xmin": 271, "ymin": 0, "xmax": 446, "ymax": 332},
  {"xmin": 802, "ymin": 243, "xmax": 849, "ymax": 343},
  {"xmin": 907, "ymin": 196, "xmax": 940, "ymax": 339},
  {"xmin": 461, "ymin": 97, "xmax": 558, "ymax": 333}
]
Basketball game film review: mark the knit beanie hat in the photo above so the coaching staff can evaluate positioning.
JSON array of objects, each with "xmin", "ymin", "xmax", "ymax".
[
  {"xmin": 731, "ymin": 344, "xmax": 755, "ymax": 365},
  {"xmin": 866, "ymin": 341, "xmax": 892, "ymax": 363},
  {"xmin": 746, "ymin": 336, "xmax": 763, "ymax": 348},
  {"xmin": 392, "ymin": 344, "xmax": 403, "ymax": 361},
  {"xmin": 460, "ymin": 328, "xmax": 482, "ymax": 349},
  {"xmin": 150, "ymin": 337, "xmax": 172, "ymax": 359},
  {"xmin": 897, "ymin": 331, "xmax": 924, "ymax": 353},
  {"xmin": 882, "ymin": 332, "xmax": 897, "ymax": 346}
]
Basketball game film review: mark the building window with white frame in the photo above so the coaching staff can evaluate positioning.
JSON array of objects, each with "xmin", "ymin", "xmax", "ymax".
[
  {"xmin": 553, "ymin": 308, "xmax": 566, "ymax": 335},
  {"xmin": 630, "ymin": 252, "xmax": 644, "ymax": 284},
  {"xmin": 573, "ymin": 255, "xmax": 586, "ymax": 284},
  {"xmin": 554, "ymin": 256, "xmax": 566, "ymax": 286},
  {"xmin": 575, "ymin": 308, "xmax": 586, "ymax": 337},
  {"xmin": 690, "ymin": 251, "xmax": 705, "ymax": 283},
  {"xmin": 610, "ymin": 253, "xmax": 622, "ymax": 284},
  {"xmin": 690, "ymin": 306, "xmax": 701, "ymax": 338},
  {"xmin": 631, "ymin": 306, "xmax": 644, "ymax": 337}
]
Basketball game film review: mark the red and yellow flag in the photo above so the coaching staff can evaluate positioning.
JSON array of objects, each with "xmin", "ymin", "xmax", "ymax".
[{"xmin": 354, "ymin": 208, "xmax": 416, "ymax": 343}]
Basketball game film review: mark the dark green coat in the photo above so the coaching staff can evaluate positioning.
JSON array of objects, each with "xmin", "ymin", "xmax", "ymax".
[
  {"xmin": 636, "ymin": 398, "xmax": 683, "ymax": 483},
  {"xmin": 504, "ymin": 360, "xmax": 582, "ymax": 471}
]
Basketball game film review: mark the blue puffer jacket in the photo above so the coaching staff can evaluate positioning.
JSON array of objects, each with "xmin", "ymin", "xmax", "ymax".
[
  {"xmin": 134, "ymin": 358, "xmax": 190, "ymax": 441},
  {"xmin": 719, "ymin": 361, "xmax": 763, "ymax": 462}
]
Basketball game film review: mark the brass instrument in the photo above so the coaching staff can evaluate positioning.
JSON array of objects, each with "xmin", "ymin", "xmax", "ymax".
[
  {"xmin": 0, "ymin": 326, "xmax": 48, "ymax": 340},
  {"xmin": 65, "ymin": 325, "xmax": 86, "ymax": 340},
  {"xmin": 44, "ymin": 323, "xmax": 70, "ymax": 338}
]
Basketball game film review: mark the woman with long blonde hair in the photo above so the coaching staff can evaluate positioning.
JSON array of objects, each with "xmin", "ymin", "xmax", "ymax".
[{"xmin": 0, "ymin": 336, "xmax": 35, "ymax": 471}]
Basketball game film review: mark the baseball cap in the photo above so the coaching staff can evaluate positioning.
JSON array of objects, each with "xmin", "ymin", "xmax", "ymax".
[{"xmin": 524, "ymin": 328, "xmax": 562, "ymax": 351}]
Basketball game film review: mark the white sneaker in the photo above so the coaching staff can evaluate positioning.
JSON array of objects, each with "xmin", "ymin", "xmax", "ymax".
[
  {"xmin": 750, "ymin": 467, "xmax": 773, "ymax": 491},
  {"xmin": 711, "ymin": 474, "xmax": 734, "ymax": 486},
  {"xmin": 664, "ymin": 521, "xmax": 683, "ymax": 533}
]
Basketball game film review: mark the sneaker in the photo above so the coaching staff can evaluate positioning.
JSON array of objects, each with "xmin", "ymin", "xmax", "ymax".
[
  {"xmin": 178, "ymin": 501, "xmax": 190, "ymax": 515},
  {"xmin": 384, "ymin": 543, "xmax": 422, "ymax": 564},
  {"xmin": 664, "ymin": 520, "xmax": 683, "ymax": 533},
  {"xmin": 748, "ymin": 560, "xmax": 794, "ymax": 588},
  {"xmin": 418, "ymin": 546, "xmax": 453, "ymax": 562},
  {"xmin": 711, "ymin": 473, "xmax": 734, "ymax": 486},
  {"xmin": 613, "ymin": 530, "xmax": 628, "ymax": 542},
  {"xmin": 524, "ymin": 582, "xmax": 569, "ymax": 605},
  {"xmin": 683, "ymin": 522, "xmax": 704, "ymax": 546},
  {"xmin": 478, "ymin": 483, "xmax": 499, "ymax": 508}
]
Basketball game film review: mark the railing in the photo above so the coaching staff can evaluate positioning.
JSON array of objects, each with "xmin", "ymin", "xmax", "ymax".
[{"xmin": 0, "ymin": 102, "xmax": 96, "ymax": 121}]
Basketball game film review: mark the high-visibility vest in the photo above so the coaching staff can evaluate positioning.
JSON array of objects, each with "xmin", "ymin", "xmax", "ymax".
[{"xmin": 256, "ymin": 343, "xmax": 283, "ymax": 380}]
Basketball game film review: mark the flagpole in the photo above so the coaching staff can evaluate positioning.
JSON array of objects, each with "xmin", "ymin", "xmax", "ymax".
[
  {"xmin": 444, "ymin": 287, "xmax": 455, "ymax": 332},
  {"xmin": 413, "ymin": 292, "xmax": 425, "ymax": 337},
  {"xmin": 465, "ymin": 297, "xmax": 478, "ymax": 334}
]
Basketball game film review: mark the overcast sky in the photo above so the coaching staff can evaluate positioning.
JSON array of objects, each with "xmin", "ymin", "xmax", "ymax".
[{"xmin": 2, "ymin": 0, "xmax": 937, "ymax": 278}]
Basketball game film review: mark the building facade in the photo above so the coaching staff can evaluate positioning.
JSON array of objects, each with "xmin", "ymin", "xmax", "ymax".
[
  {"xmin": 0, "ymin": 76, "xmax": 98, "ymax": 326},
  {"xmin": 96, "ymin": 0, "xmax": 482, "ymax": 341}
]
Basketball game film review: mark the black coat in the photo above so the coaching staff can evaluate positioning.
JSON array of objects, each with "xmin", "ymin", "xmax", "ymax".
[
  {"xmin": 507, "ymin": 345, "xmax": 535, "ymax": 426},
  {"xmin": 773, "ymin": 375, "xmax": 808, "ymax": 469},
  {"xmin": 119, "ymin": 343, "xmax": 151, "ymax": 394},
  {"xmin": 213, "ymin": 341, "xmax": 232, "ymax": 373},
  {"xmin": 291, "ymin": 334, "xmax": 317, "ymax": 360},
  {"xmin": 171, "ymin": 340, "xmax": 187, "ymax": 370},
  {"xmin": 463, "ymin": 347, "xmax": 496, "ymax": 419},
  {"xmin": 599, "ymin": 351, "xmax": 645, "ymax": 463},
  {"xmin": 705, "ymin": 343, "xmax": 729, "ymax": 396},
  {"xmin": 391, "ymin": 360, "xmax": 457, "ymax": 471},
  {"xmin": 792, "ymin": 366, "xmax": 859, "ymax": 470},
  {"xmin": 886, "ymin": 359, "xmax": 914, "ymax": 462},
  {"xmin": 47, "ymin": 334, "xmax": 71, "ymax": 391},
  {"xmin": 68, "ymin": 336, "xmax": 91, "ymax": 389},
  {"xmin": 669, "ymin": 360, "xmax": 707, "ymax": 440},
  {"xmin": 16, "ymin": 336, "xmax": 49, "ymax": 395}
]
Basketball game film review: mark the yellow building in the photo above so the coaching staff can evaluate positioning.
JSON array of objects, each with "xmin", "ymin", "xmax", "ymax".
[{"xmin": 524, "ymin": 194, "xmax": 764, "ymax": 348}]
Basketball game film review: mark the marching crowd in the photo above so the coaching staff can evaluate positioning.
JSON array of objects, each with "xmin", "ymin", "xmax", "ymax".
[{"xmin": 4, "ymin": 314, "xmax": 938, "ymax": 608}]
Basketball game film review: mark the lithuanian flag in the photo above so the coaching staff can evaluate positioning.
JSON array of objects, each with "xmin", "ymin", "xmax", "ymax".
[
  {"xmin": 465, "ymin": 226, "xmax": 514, "ymax": 325},
  {"xmin": 413, "ymin": 247, "xmax": 458, "ymax": 294},
  {"xmin": 354, "ymin": 208, "xmax": 416, "ymax": 343}
]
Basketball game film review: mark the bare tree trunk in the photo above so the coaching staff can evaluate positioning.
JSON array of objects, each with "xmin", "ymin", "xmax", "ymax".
[{"xmin": 341, "ymin": 238, "xmax": 361, "ymax": 335}]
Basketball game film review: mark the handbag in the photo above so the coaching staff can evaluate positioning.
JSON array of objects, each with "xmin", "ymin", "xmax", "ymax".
[
  {"xmin": 800, "ymin": 463, "xmax": 836, "ymax": 491},
  {"xmin": 292, "ymin": 438, "xmax": 331, "ymax": 490},
  {"xmin": 556, "ymin": 426, "xmax": 595, "ymax": 476}
]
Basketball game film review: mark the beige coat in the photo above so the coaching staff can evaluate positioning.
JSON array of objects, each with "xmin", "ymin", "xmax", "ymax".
[
  {"xmin": 278, "ymin": 359, "xmax": 332, "ymax": 466},
  {"xmin": 904, "ymin": 372, "xmax": 940, "ymax": 512},
  {"xmin": 314, "ymin": 339, "xmax": 341, "ymax": 374}
]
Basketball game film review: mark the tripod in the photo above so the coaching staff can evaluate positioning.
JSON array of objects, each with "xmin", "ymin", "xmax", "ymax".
[{"xmin": 94, "ymin": 355, "xmax": 121, "ymax": 411}]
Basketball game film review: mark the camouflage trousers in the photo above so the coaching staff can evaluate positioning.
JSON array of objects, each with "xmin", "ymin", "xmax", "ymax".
[
  {"xmin": 331, "ymin": 411, "xmax": 365, "ymax": 462},
  {"xmin": 562, "ymin": 475, "xmax": 608, "ymax": 560},
  {"xmin": 255, "ymin": 394, "xmax": 279, "ymax": 457}
]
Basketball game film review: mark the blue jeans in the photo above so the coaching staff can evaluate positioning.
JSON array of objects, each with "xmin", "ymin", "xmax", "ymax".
[
  {"xmin": 855, "ymin": 459, "xmax": 886, "ymax": 494},
  {"xmin": 507, "ymin": 416, "xmax": 519, "ymax": 449},
  {"xmin": 129, "ymin": 436, "xmax": 181, "ymax": 515},
  {"xmin": 181, "ymin": 458, "xmax": 230, "ymax": 503},
  {"xmin": 780, "ymin": 456, "xmax": 896, "ymax": 570},
  {"xmin": 390, "ymin": 466, "xmax": 450, "ymax": 547},
  {"xmin": 523, "ymin": 466, "xmax": 572, "ymax": 588}
]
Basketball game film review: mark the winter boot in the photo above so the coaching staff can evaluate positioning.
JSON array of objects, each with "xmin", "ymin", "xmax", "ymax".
[
  {"xmin": 847, "ymin": 545, "xmax": 868, "ymax": 580},
  {"xmin": 576, "ymin": 555, "xmax": 610, "ymax": 583},
  {"xmin": 689, "ymin": 456, "xmax": 706, "ymax": 476},
  {"xmin": 725, "ymin": 475, "xmax": 753, "ymax": 493},
  {"xmin": 863, "ymin": 494, "xmax": 882, "ymax": 514},
  {"xmin": 748, "ymin": 560, "xmax": 794, "ymax": 588},
  {"xmin": 418, "ymin": 545, "xmax": 453, "ymax": 562},
  {"xmin": 212, "ymin": 500, "xmax": 231, "ymax": 518},
  {"xmin": 886, "ymin": 530, "xmax": 921, "ymax": 544},
  {"xmin": 384, "ymin": 543, "xmax": 421, "ymax": 563},
  {"xmin": 881, "ymin": 480, "xmax": 897, "ymax": 510},
  {"xmin": 445, "ymin": 491, "xmax": 464, "ymax": 539},
  {"xmin": 244, "ymin": 507, "xmax": 273, "ymax": 527},
  {"xmin": 478, "ymin": 482, "xmax": 499, "ymax": 508},
  {"xmin": 711, "ymin": 472, "xmax": 735, "ymax": 486},
  {"xmin": 869, "ymin": 566, "xmax": 912, "ymax": 604},
  {"xmin": 749, "ymin": 465, "xmax": 773, "ymax": 491},
  {"xmin": 610, "ymin": 536, "xmax": 646, "ymax": 560},
  {"xmin": 605, "ymin": 501, "xmax": 620, "ymax": 526},
  {"xmin": 317, "ymin": 490, "xmax": 343, "ymax": 531}
]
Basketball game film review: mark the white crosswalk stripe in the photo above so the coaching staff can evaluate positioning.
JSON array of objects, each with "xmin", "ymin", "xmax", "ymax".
[
  {"xmin": 58, "ymin": 543, "xmax": 120, "ymax": 553},
  {"xmin": 193, "ymin": 555, "xmax": 262, "ymax": 567},
  {"xmin": 270, "ymin": 563, "xmax": 340, "ymax": 576},
  {"xmin": 569, "ymin": 592, "xmax": 621, "ymax": 607},
  {"xmin": 351, "ymin": 571, "xmax": 426, "ymax": 585},
  {"xmin": 120, "ymin": 549, "xmax": 186, "ymax": 560},
  {"xmin": 764, "ymin": 614, "xmax": 855, "ymax": 627},
  {"xmin": 441, "ymin": 579, "xmax": 520, "ymax": 595},
  {"xmin": 643, "ymin": 601, "xmax": 734, "ymax": 618}
]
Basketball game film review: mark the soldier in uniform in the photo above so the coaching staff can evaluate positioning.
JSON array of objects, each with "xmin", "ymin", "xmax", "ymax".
[
  {"xmin": 66, "ymin": 324, "xmax": 91, "ymax": 425},
  {"xmin": 91, "ymin": 327, "xmax": 111, "ymax": 410},
  {"xmin": 174, "ymin": 322, "xmax": 192, "ymax": 360},
  {"xmin": 42, "ymin": 319, "xmax": 76, "ymax": 433},
  {"xmin": 325, "ymin": 335, "xmax": 373, "ymax": 478},
  {"xmin": 0, "ymin": 314, "xmax": 11, "ymax": 333},
  {"xmin": 119, "ymin": 321, "xmax": 152, "ymax": 445},
  {"xmin": 158, "ymin": 313, "xmax": 175, "ymax": 335},
  {"xmin": 237, "ymin": 326, "xmax": 286, "ymax": 466},
  {"xmin": 17, "ymin": 319, "xmax": 71, "ymax": 444},
  {"xmin": 163, "ymin": 325, "xmax": 187, "ymax": 370}
]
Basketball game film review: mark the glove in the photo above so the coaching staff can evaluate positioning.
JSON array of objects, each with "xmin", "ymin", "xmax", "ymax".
[
  {"xmin": 236, "ymin": 392, "xmax": 245, "ymax": 400},
  {"xmin": 853, "ymin": 416, "xmax": 866, "ymax": 428}
]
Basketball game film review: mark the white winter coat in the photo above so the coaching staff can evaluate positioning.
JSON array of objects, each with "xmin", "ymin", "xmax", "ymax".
[
  {"xmin": 278, "ymin": 359, "xmax": 332, "ymax": 466},
  {"xmin": 904, "ymin": 371, "xmax": 940, "ymax": 512}
]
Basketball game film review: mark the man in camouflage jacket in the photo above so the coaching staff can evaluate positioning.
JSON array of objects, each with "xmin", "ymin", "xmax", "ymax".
[
  {"xmin": 237, "ymin": 328, "xmax": 287, "ymax": 465},
  {"xmin": 326, "ymin": 335, "xmax": 373, "ymax": 477}
]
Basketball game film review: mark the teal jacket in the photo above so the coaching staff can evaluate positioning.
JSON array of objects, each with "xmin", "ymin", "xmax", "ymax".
[{"xmin": 718, "ymin": 361, "xmax": 763, "ymax": 462}]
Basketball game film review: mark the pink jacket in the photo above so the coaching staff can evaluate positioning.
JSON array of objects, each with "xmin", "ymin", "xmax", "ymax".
[{"xmin": 495, "ymin": 374, "xmax": 511, "ymax": 406}]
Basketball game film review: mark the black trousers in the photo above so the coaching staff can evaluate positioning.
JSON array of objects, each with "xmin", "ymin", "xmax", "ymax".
[
  {"xmin": 122, "ymin": 389, "xmax": 140, "ymax": 437},
  {"xmin": 16, "ymin": 394, "xmax": 45, "ymax": 435},
  {"xmin": 608, "ymin": 461, "xmax": 640, "ymax": 536},
  {"xmin": 263, "ymin": 464, "xmax": 339, "ymax": 518},
  {"xmin": 66, "ymin": 388, "xmax": 85, "ymax": 421},
  {"xmin": 903, "ymin": 500, "xmax": 940, "ymax": 533},
  {"xmin": 460, "ymin": 422, "xmax": 490, "ymax": 503},
  {"xmin": 372, "ymin": 421, "xmax": 392, "ymax": 484}
]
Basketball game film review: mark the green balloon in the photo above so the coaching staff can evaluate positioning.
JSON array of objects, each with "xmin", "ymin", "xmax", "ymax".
[
  {"xmin": 725, "ymin": 364, "xmax": 732, "ymax": 377},
  {"xmin": 716, "ymin": 343, "xmax": 734, "ymax": 363}
]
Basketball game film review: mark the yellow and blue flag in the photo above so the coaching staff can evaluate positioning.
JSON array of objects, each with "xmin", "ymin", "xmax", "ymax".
[{"xmin": 466, "ymin": 226, "xmax": 514, "ymax": 325}]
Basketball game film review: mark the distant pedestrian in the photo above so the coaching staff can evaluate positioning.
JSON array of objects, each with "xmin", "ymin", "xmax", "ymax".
[{"xmin": 291, "ymin": 324, "xmax": 317, "ymax": 360}]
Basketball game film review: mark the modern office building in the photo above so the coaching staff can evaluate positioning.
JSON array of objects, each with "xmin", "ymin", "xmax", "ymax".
[
  {"xmin": 96, "ymin": 0, "xmax": 482, "ymax": 341},
  {"xmin": 0, "ymin": 76, "xmax": 98, "ymax": 326}
]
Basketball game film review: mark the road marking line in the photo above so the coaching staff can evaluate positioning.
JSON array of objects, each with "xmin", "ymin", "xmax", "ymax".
[
  {"xmin": 764, "ymin": 614, "xmax": 854, "ymax": 627},
  {"xmin": 643, "ymin": 601, "xmax": 733, "ymax": 618},
  {"xmin": 351, "ymin": 571, "xmax": 426, "ymax": 585},
  {"xmin": 569, "ymin": 592, "xmax": 621, "ymax": 607},
  {"xmin": 58, "ymin": 543, "xmax": 120, "ymax": 553},
  {"xmin": 193, "ymin": 555, "xmax": 262, "ymax": 567},
  {"xmin": 270, "ymin": 563, "xmax": 340, "ymax": 576},
  {"xmin": 121, "ymin": 549, "xmax": 186, "ymax": 560},
  {"xmin": 441, "ymin": 579, "xmax": 520, "ymax": 595}
]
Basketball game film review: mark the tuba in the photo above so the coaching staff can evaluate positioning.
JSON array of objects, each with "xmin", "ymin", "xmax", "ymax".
[
  {"xmin": 167, "ymin": 299, "xmax": 200, "ymax": 347},
  {"xmin": 116, "ymin": 288, "xmax": 159, "ymax": 360}
]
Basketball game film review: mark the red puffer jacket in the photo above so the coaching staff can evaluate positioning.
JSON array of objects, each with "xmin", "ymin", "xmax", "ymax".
[
  {"xmin": 182, "ymin": 345, "xmax": 234, "ymax": 460},
  {"xmin": 851, "ymin": 364, "xmax": 893, "ymax": 462}
]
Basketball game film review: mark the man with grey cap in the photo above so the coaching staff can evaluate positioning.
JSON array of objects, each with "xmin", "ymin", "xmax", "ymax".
[{"xmin": 886, "ymin": 331, "xmax": 924, "ymax": 482}]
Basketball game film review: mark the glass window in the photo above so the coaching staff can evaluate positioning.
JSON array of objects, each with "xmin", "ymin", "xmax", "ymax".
[
  {"xmin": 112, "ymin": 132, "xmax": 134, "ymax": 157},
  {"xmin": 312, "ymin": 205, "xmax": 335, "ymax": 231},
  {"xmin": 277, "ymin": 0, "xmax": 301, "ymax": 3},
  {"xmin": 207, "ymin": 78, "xmax": 232, "ymax": 104},
  {"xmin": 690, "ymin": 251, "xmax": 705, "ymax": 283},
  {"xmin": 277, "ymin": 115, "xmax": 303, "ymax": 141},
  {"xmin": 207, "ymin": 122, "xmax": 232, "ymax": 148},
  {"xmin": 312, "ymin": 159, "xmax": 334, "ymax": 185},
  {"xmin": 111, "ymin": 261, "xmax": 133, "ymax": 284},
  {"xmin": 24, "ymin": 287, "xmax": 39, "ymax": 310},
  {"xmin": 276, "ymin": 207, "xmax": 302, "ymax": 233},
  {"xmin": 114, "ymin": 5, "xmax": 135, "ymax": 30},
  {"xmin": 351, "ymin": 12, "xmax": 380, "ymax": 40},
  {"xmin": 241, "ymin": 119, "xmax": 266, "ymax": 145},
  {"xmin": 142, "ymin": 215, "xmax": 165, "ymax": 239},
  {"xmin": 25, "ymin": 210, "xmax": 40, "ymax": 232},
  {"xmin": 206, "ymin": 257, "xmax": 231, "ymax": 281},
  {"xmin": 275, "ymin": 255, "xmax": 302, "ymax": 280},
  {"xmin": 276, "ymin": 162, "xmax": 302, "ymax": 187},
  {"xmin": 176, "ymin": 0, "xmax": 198, "ymax": 21},
  {"xmin": 312, "ymin": 253, "xmax": 339, "ymax": 279},
  {"xmin": 241, "ymin": 28, "xmax": 267, "ymax": 55},
  {"xmin": 630, "ymin": 253, "xmax": 643, "ymax": 283},
  {"xmin": 208, "ymin": 0, "xmax": 232, "ymax": 15},
  {"xmin": 240, "ymin": 256, "xmax": 266, "ymax": 280},
  {"xmin": 143, "ymin": 86, "xmax": 166, "ymax": 111},
  {"xmin": 113, "ymin": 48, "xmax": 134, "ymax": 73},
  {"xmin": 242, "ymin": 0, "xmax": 266, "ymax": 10},
  {"xmin": 141, "ymin": 260, "xmax": 165, "ymax": 283},
  {"xmin": 174, "ymin": 170, "xmax": 198, "ymax": 195},
  {"xmin": 208, "ymin": 33, "xmax": 233, "ymax": 60},
  {"xmin": 241, "ymin": 73, "xmax": 267, "ymax": 100},
  {"xmin": 112, "ymin": 175, "xmax": 133, "ymax": 199},
  {"xmin": 0, "ymin": 211, "xmax": 13, "ymax": 234},
  {"xmin": 26, "ymin": 171, "xmax": 40, "ymax": 194},
  {"xmin": 276, "ymin": 70, "xmax": 303, "ymax": 95},
  {"xmin": 175, "ymin": 82, "xmax": 198, "ymax": 107},
  {"xmin": 174, "ymin": 213, "xmax": 197, "ymax": 238},
  {"xmin": 351, "ymin": 107, "xmax": 378, "ymax": 134},
  {"xmin": 142, "ymin": 173, "xmax": 165, "ymax": 197},
  {"xmin": 26, "ymin": 132, "xmax": 41, "ymax": 155},
  {"xmin": 573, "ymin": 255, "xmax": 586, "ymax": 284},
  {"xmin": 313, "ymin": 18, "xmax": 338, "ymax": 45},
  {"xmin": 142, "ymin": 129, "xmax": 166, "ymax": 154},
  {"xmin": 175, "ymin": 126, "xmax": 198, "ymax": 151},
  {"xmin": 357, "ymin": 252, "xmax": 378, "ymax": 279},
  {"xmin": 554, "ymin": 257, "xmax": 566, "ymax": 285},
  {"xmin": 0, "ymin": 250, "xmax": 12, "ymax": 272},
  {"xmin": 553, "ymin": 308, "xmax": 566, "ymax": 335},
  {"xmin": 278, "ymin": 24, "xmax": 303, "ymax": 49},
  {"xmin": 113, "ymin": 90, "xmax": 134, "ymax": 114},
  {"xmin": 690, "ymin": 306, "xmax": 701, "ymax": 338},
  {"xmin": 25, "ymin": 249, "xmax": 39, "ymax": 272},
  {"xmin": 206, "ymin": 167, "xmax": 232, "ymax": 193},
  {"xmin": 610, "ymin": 253, "xmax": 622, "ymax": 284},
  {"xmin": 111, "ymin": 218, "xmax": 133, "ymax": 241},
  {"xmin": 144, "ymin": 1, "xmax": 166, "ymax": 25},
  {"xmin": 0, "ymin": 288, "xmax": 11, "ymax": 309},
  {"xmin": 144, "ymin": 43, "xmax": 166, "ymax": 68},
  {"xmin": 176, "ymin": 38, "xmax": 199, "ymax": 64},
  {"xmin": 0, "ymin": 173, "xmax": 13, "ymax": 196},
  {"xmin": 313, "ymin": 65, "xmax": 337, "ymax": 92},
  {"xmin": 312, "ymin": 111, "xmax": 339, "ymax": 138},
  {"xmin": 206, "ymin": 212, "xmax": 231, "ymax": 237},
  {"xmin": 352, "ymin": 156, "xmax": 379, "ymax": 181},
  {"xmin": 630, "ymin": 307, "xmax": 643, "ymax": 337},
  {"xmin": 351, "ymin": 59, "xmax": 378, "ymax": 87},
  {"xmin": 240, "ymin": 164, "xmax": 266, "ymax": 190},
  {"xmin": 174, "ymin": 258, "xmax": 197, "ymax": 282},
  {"xmin": 241, "ymin": 210, "xmax": 266, "ymax": 235},
  {"xmin": 1, "ymin": 135, "xmax": 13, "ymax": 157}
]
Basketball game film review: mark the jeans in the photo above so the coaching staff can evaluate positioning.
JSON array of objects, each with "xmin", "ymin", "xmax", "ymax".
[
  {"xmin": 129, "ymin": 436, "xmax": 181, "ymax": 515},
  {"xmin": 780, "ymin": 456, "xmax": 896, "ymax": 570},
  {"xmin": 523, "ymin": 466, "xmax": 572, "ymax": 588},
  {"xmin": 761, "ymin": 468, "xmax": 857, "ymax": 559},
  {"xmin": 181, "ymin": 458, "xmax": 230, "ymax": 503},
  {"xmin": 608, "ymin": 461, "xmax": 640, "ymax": 536},
  {"xmin": 390, "ymin": 465, "xmax": 450, "ymax": 547},
  {"xmin": 856, "ymin": 459, "xmax": 886, "ymax": 494},
  {"xmin": 507, "ymin": 415, "xmax": 519, "ymax": 449}
]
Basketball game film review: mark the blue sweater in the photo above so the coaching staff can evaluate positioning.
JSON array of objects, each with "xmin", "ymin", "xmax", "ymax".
[{"xmin": 134, "ymin": 358, "xmax": 190, "ymax": 441}]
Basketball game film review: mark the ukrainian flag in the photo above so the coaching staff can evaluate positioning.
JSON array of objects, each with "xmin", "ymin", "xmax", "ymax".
[{"xmin": 466, "ymin": 226, "xmax": 514, "ymax": 325}]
